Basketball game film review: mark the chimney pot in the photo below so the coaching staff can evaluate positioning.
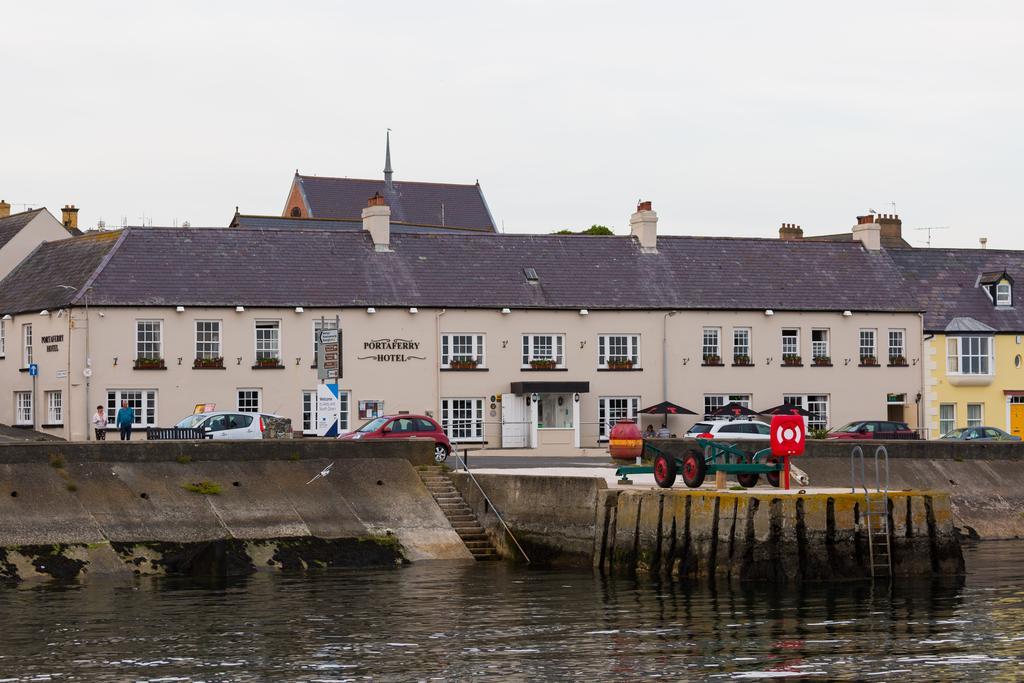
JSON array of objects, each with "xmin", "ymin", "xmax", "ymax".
[
  {"xmin": 368, "ymin": 192, "xmax": 387, "ymax": 207},
  {"xmin": 856, "ymin": 215, "xmax": 874, "ymax": 225},
  {"xmin": 778, "ymin": 222, "xmax": 803, "ymax": 240},
  {"xmin": 637, "ymin": 200, "xmax": 652, "ymax": 212}
]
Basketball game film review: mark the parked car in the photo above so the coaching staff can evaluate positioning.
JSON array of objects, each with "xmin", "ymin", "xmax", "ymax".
[
  {"xmin": 940, "ymin": 426, "xmax": 1022, "ymax": 442},
  {"xmin": 826, "ymin": 420, "xmax": 920, "ymax": 440},
  {"xmin": 684, "ymin": 419, "xmax": 772, "ymax": 441},
  {"xmin": 174, "ymin": 411, "xmax": 280, "ymax": 439},
  {"xmin": 338, "ymin": 414, "xmax": 452, "ymax": 462}
]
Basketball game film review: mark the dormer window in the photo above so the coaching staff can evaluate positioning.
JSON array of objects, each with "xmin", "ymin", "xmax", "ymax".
[{"xmin": 996, "ymin": 282, "xmax": 1012, "ymax": 306}]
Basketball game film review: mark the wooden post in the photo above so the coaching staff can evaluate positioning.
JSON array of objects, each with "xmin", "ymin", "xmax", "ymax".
[{"xmin": 715, "ymin": 470, "xmax": 727, "ymax": 490}]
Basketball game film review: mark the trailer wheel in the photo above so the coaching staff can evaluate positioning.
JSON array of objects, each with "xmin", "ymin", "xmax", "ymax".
[
  {"xmin": 653, "ymin": 454, "xmax": 676, "ymax": 488},
  {"xmin": 766, "ymin": 458, "xmax": 781, "ymax": 488},
  {"xmin": 737, "ymin": 472, "xmax": 759, "ymax": 488},
  {"xmin": 681, "ymin": 453, "xmax": 706, "ymax": 488}
]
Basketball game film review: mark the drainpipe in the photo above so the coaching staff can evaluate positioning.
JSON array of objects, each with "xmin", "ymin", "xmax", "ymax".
[
  {"xmin": 435, "ymin": 308, "xmax": 446, "ymax": 418},
  {"xmin": 663, "ymin": 311, "xmax": 678, "ymax": 401},
  {"xmin": 66, "ymin": 308, "xmax": 72, "ymax": 441},
  {"xmin": 919, "ymin": 312, "xmax": 928, "ymax": 436}
]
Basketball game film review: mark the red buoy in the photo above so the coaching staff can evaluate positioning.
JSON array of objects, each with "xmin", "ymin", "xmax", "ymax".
[{"xmin": 609, "ymin": 420, "xmax": 643, "ymax": 460}]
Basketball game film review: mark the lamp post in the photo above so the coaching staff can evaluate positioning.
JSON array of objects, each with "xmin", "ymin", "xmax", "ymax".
[{"xmin": 57, "ymin": 284, "xmax": 91, "ymax": 441}]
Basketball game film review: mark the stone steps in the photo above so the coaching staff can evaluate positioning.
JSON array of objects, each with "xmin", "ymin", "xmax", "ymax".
[{"xmin": 418, "ymin": 467, "xmax": 500, "ymax": 562}]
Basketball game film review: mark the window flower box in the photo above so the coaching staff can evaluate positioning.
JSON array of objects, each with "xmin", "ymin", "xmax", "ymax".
[
  {"xmin": 812, "ymin": 355, "xmax": 832, "ymax": 367},
  {"xmin": 193, "ymin": 357, "xmax": 224, "ymax": 369},
  {"xmin": 254, "ymin": 357, "xmax": 283, "ymax": 369},
  {"xmin": 702, "ymin": 354, "xmax": 723, "ymax": 366},
  {"xmin": 449, "ymin": 357, "xmax": 479, "ymax": 370},
  {"xmin": 782, "ymin": 354, "xmax": 802, "ymax": 367},
  {"xmin": 529, "ymin": 359, "xmax": 558, "ymax": 370},
  {"xmin": 888, "ymin": 355, "xmax": 908, "ymax": 367},
  {"xmin": 732, "ymin": 354, "xmax": 753, "ymax": 366},
  {"xmin": 133, "ymin": 357, "xmax": 165, "ymax": 370},
  {"xmin": 860, "ymin": 355, "xmax": 879, "ymax": 367},
  {"xmin": 606, "ymin": 357, "xmax": 635, "ymax": 370}
]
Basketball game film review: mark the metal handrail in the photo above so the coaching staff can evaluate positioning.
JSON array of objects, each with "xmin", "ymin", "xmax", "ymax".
[{"xmin": 449, "ymin": 449, "xmax": 531, "ymax": 564}]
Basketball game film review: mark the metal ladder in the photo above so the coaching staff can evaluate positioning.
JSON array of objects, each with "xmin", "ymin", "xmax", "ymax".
[{"xmin": 850, "ymin": 445, "xmax": 892, "ymax": 578}]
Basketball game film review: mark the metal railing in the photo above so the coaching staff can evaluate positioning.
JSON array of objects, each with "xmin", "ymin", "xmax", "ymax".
[
  {"xmin": 146, "ymin": 427, "xmax": 208, "ymax": 440},
  {"xmin": 449, "ymin": 448, "xmax": 531, "ymax": 564}
]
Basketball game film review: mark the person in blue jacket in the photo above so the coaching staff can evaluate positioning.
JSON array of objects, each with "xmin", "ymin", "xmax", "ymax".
[{"xmin": 116, "ymin": 400, "xmax": 135, "ymax": 441}]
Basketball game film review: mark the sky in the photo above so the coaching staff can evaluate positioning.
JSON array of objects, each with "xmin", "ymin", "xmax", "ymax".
[{"xmin": 2, "ymin": 1, "xmax": 1022, "ymax": 248}]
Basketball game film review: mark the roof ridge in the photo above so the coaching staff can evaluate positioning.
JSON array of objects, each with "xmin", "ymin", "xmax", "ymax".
[
  {"xmin": 297, "ymin": 174, "xmax": 481, "ymax": 189},
  {"xmin": 0, "ymin": 207, "xmax": 44, "ymax": 222},
  {"xmin": 233, "ymin": 214, "xmax": 493, "ymax": 232},
  {"xmin": 73, "ymin": 229, "xmax": 129, "ymax": 304}
]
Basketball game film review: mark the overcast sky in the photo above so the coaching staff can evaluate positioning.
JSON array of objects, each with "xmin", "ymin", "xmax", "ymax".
[{"xmin": 3, "ymin": 1, "xmax": 1021, "ymax": 248}]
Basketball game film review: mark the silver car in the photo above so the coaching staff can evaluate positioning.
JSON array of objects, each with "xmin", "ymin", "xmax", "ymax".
[
  {"xmin": 174, "ymin": 411, "xmax": 280, "ymax": 439},
  {"xmin": 684, "ymin": 419, "xmax": 772, "ymax": 441}
]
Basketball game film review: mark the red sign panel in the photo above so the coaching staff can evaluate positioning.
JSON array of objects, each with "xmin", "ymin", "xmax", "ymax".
[{"xmin": 770, "ymin": 415, "xmax": 805, "ymax": 456}]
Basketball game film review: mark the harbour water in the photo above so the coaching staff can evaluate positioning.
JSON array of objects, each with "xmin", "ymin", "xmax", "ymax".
[{"xmin": 0, "ymin": 541, "xmax": 1021, "ymax": 681}]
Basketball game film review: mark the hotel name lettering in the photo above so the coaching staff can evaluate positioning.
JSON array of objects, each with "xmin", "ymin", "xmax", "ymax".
[
  {"xmin": 359, "ymin": 338, "xmax": 426, "ymax": 363},
  {"xmin": 41, "ymin": 334, "xmax": 63, "ymax": 352}
]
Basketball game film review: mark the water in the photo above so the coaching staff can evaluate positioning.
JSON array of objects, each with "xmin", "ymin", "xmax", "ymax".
[{"xmin": 1, "ymin": 543, "xmax": 1022, "ymax": 681}]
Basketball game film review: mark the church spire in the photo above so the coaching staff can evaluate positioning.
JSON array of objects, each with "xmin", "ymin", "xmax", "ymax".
[{"xmin": 384, "ymin": 129, "xmax": 393, "ymax": 191}]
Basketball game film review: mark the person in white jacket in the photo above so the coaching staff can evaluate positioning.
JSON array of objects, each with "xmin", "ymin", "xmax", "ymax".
[{"xmin": 91, "ymin": 405, "xmax": 107, "ymax": 441}]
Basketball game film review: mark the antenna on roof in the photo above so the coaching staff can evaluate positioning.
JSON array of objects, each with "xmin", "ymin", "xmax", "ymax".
[{"xmin": 914, "ymin": 226, "xmax": 950, "ymax": 248}]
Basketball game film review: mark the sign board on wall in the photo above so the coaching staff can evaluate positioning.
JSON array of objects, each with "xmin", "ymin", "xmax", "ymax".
[
  {"xmin": 358, "ymin": 338, "xmax": 425, "ymax": 363},
  {"xmin": 317, "ymin": 328, "xmax": 341, "ymax": 380},
  {"xmin": 317, "ymin": 384, "xmax": 342, "ymax": 437}
]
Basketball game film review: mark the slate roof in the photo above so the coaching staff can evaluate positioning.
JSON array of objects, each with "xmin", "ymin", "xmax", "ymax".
[
  {"xmin": 0, "ymin": 209, "xmax": 45, "ymax": 251},
  {"xmin": 0, "ymin": 230, "xmax": 124, "ymax": 314},
  {"xmin": 804, "ymin": 231, "xmax": 912, "ymax": 249},
  {"xmin": 944, "ymin": 317, "xmax": 996, "ymax": 334},
  {"xmin": 294, "ymin": 175, "xmax": 496, "ymax": 232},
  {"xmin": 0, "ymin": 227, "xmax": 918, "ymax": 314},
  {"xmin": 886, "ymin": 247, "xmax": 1024, "ymax": 332},
  {"xmin": 231, "ymin": 214, "xmax": 490, "ymax": 234}
]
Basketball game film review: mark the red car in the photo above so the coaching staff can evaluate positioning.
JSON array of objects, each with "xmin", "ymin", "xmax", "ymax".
[
  {"xmin": 338, "ymin": 414, "xmax": 452, "ymax": 462},
  {"xmin": 826, "ymin": 420, "xmax": 920, "ymax": 440}
]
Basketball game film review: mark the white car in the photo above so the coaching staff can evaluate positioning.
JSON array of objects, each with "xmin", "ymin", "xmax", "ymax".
[
  {"xmin": 174, "ymin": 411, "xmax": 280, "ymax": 440},
  {"xmin": 684, "ymin": 419, "xmax": 772, "ymax": 441}
]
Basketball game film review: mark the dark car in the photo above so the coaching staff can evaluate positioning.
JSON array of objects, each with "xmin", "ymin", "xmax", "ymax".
[
  {"xmin": 338, "ymin": 414, "xmax": 452, "ymax": 462},
  {"xmin": 826, "ymin": 420, "xmax": 920, "ymax": 440},
  {"xmin": 940, "ymin": 426, "xmax": 1022, "ymax": 442}
]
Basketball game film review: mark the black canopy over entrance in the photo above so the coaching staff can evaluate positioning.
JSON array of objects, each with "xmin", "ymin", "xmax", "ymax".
[
  {"xmin": 710, "ymin": 402, "xmax": 760, "ymax": 418},
  {"xmin": 509, "ymin": 381, "xmax": 589, "ymax": 395},
  {"xmin": 758, "ymin": 403, "xmax": 817, "ymax": 418}
]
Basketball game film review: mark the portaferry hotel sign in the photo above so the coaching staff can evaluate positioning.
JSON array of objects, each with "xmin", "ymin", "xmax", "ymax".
[{"xmin": 358, "ymin": 338, "xmax": 426, "ymax": 363}]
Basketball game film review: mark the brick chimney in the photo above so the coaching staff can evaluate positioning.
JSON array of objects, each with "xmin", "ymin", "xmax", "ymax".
[
  {"xmin": 61, "ymin": 204, "xmax": 79, "ymax": 230},
  {"xmin": 362, "ymin": 192, "xmax": 391, "ymax": 251},
  {"xmin": 630, "ymin": 200, "xmax": 657, "ymax": 253},
  {"xmin": 0, "ymin": 200, "xmax": 10, "ymax": 219},
  {"xmin": 875, "ymin": 213, "xmax": 901, "ymax": 243},
  {"xmin": 852, "ymin": 214, "xmax": 881, "ymax": 251},
  {"xmin": 778, "ymin": 222, "xmax": 803, "ymax": 240}
]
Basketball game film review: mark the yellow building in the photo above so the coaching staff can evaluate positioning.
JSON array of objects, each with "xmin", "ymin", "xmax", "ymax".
[{"xmin": 890, "ymin": 252, "xmax": 1024, "ymax": 438}]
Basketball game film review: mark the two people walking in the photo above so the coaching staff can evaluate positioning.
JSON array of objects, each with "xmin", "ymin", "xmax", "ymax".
[{"xmin": 92, "ymin": 402, "xmax": 135, "ymax": 440}]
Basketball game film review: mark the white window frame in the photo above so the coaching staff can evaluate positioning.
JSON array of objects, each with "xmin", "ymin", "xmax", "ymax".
[
  {"xmin": 732, "ymin": 327, "xmax": 751, "ymax": 360},
  {"xmin": 105, "ymin": 389, "xmax": 158, "ymax": 427},
  {"xmin": 255, "ymin": 320, "xmax": 281, "ymax": 361},
  {"xmin": 811, "ymin": 329, "xmax": 830, "ymax": 360},
  {"xmin": 302, "ymin": 390, "xmax": 315, "ymax": 434},
  {"xmin": 441, "ymin": 333, "xmax": 486, "ymax": 368},
  {"xmin": 46, "ymin": 390, "xmax": 63, "ymax": 425},
  {"xmin": 237, "ymin": 388, "xmax": 262, "ymax": 413},
  {"xmin": 888, "ymin": 328, "xmax": 905, "ymax": 361},
  {"xmin": 781, "ymin": 328, "xmax": 800, "ymax": 358},
  {"xmin": 996, "ymin": 282, "xmax": 1011, "ymax": 306},
  {"xmin": 598, "ymin": 396, "xmax": 640, "ymax": 441},
  {"xmin": 522, "ymin": 334, "xmax": 565, "ymax": 368},
  {"xmin": 783, "ymin": 394, "xmax": 830, "ymax": 431},
  {"xmin": 966, "ymin": 403, "xmax": 984, "ymax": 428},
  {"xmin": 195, "ymin": 320, "xmax": 222, "ymax": 360},
  {"xmin": 441, "ymin": 398, "xmax": 485, "ymax": 442},
  {"xmin": 703, "ymin": 394, "xmax": 752, "ymax": 417},
  {"xmin": 135, "ymin": 320, "xmax": 163, "ymax": 360},
  {"xmin": 597, "ymin": 334, "xmax": 640, "ymax": 368},
  {"xmin": 14, "ymin": 391, "xmax": 32, "ymax": 425},
  {"xmin": 858, "ymin": 328, "xmax": 877, "ymax": 361},
  {"xmin": 22, "ymin": 323, "xmax": 33, "ymax": 367},
  {"xmin": 0, "ymin": 319, "xmax": 5, "ymax": 358},
  {"xmin": 702, "ymin": 327, "xmax": 721, "ymax": 361},
  {"xmin": 939, "ymin": 403, "xmax": 956, "ymax": 435},
  {"xmin": 946, "ymin": 336, "xmax": 993, "ymax": 375}
]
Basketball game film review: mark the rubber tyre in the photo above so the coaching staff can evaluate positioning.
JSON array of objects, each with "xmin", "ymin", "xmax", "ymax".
[
  {"xmin": 653, "ymin": 454, "xmax": 677, "ymax": 488},
  {"xmin": 766, "ymin": 458, "xmax": 781, "ymax": 487},
  {"xmin": 681, "ymin": 452, "xmax": 707, "ymax": 488},
  {"xmin": 736, "ymin": 472, "xmax": 760, "ymax": 488},
  {"xmin": 434, "ymin": 444, "xmax": 450, "ymax": 463}
]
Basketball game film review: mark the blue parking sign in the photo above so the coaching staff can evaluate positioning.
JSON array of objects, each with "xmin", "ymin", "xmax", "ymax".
[{"xmin": 28, "ymin": 363, "xmax": 38, "ymax": 377}]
